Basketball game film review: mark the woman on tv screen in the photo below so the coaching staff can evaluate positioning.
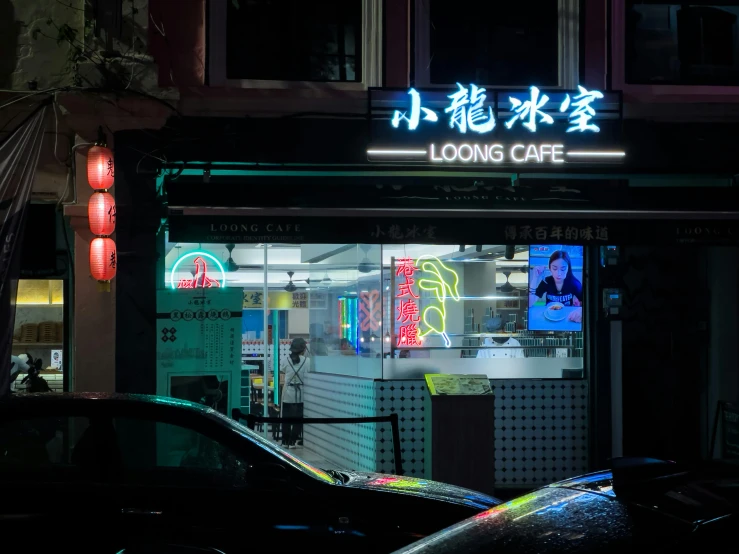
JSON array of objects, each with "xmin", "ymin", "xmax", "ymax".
[{"xmin": 529, "ymin": 250, "xmax": 583, "ymax": 323}]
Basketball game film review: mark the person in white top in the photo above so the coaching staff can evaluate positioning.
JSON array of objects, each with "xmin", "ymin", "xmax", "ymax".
[
  {"xmin": 476, "ymin": 317, "xmax": 525, "ymax": 359},
  {"xmin": 280, "ymin": 338, "xmax": 310, "ymax": 448},
  {"xmin": 476, "ymin": 336, "xmax": 525, "ymax": 358}
]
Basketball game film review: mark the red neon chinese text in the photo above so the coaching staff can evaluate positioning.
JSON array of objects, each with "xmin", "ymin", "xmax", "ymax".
[
  {"xmin": 397, "ymin": 324, "xmax": 422, "ymax": 346},
  {"xmin": 396, "ymin": 299, "xmax": 420, "ymax": 324},
  {"xmin": 396, "ymin": 257, "xmax": 417, "ymax": 277},
  {"xmin": 395, "ymin": 257, "xmax": 421, "ymax": 347}
]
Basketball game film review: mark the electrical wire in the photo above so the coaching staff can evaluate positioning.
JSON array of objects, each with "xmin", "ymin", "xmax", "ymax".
[{"xmin": 0, "ymin": 88, "xmax": 68, "ymax": 111}]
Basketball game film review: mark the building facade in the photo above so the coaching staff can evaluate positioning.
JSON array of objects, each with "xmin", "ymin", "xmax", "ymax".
[{"xmin": 3, "ymin": 1, "xmax": 739, "ymax": 492}]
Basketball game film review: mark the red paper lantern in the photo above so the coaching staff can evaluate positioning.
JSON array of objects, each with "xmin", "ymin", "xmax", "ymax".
[
  {"xmin": 87, "ymin": 145, "xmax": 115, "ymax": 191},
  {"xmin": 90, "ymin": 237, "xmax": 117, "ymax": 289},
  {"xmin": 88, "ymin": 191, "xmax": 116, "ymax": 236}
]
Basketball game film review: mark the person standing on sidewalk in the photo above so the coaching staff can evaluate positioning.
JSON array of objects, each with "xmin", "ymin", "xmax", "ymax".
[{"xmin": 280, "ymin": 338, "xmax": 310, "ymax": 448}]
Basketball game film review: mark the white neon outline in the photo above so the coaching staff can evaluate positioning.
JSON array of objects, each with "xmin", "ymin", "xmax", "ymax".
[
  {"xmin": 367, "ymin": 149, "xmax": 428, "ymax": 155},
  {"xmin": 566, "ymin": 151, "xmax": 626, "ymax": 157},
  {"xmin": 170, "ymin": 251, "xmax": 227, "ymax": 290}
]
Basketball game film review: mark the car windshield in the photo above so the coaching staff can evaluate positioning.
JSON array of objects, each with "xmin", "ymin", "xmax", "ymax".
[{"xmin": 209, "ymin": 409, "xmax": 338, "ymax": 485}]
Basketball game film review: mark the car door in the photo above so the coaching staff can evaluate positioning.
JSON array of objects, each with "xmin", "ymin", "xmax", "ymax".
[
  {"xmin": 0, "ymin": 404, "xmax": 121, "ymax": 549},
  {"xmin": 102, "ymin": 405, "xmax": 352, "ymax": 553}
]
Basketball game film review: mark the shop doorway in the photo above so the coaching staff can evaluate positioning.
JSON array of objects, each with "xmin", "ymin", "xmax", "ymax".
[
  {"xmin": 11, "ymin": 279, "xmax": 66, "ymax": 393},
  {"xmin": 619, "ymin": 246, "xmax": 739, "ymax": 462}
]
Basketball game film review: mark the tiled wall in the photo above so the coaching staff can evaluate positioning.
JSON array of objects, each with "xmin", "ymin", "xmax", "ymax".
[
  {"xmin": 303, "ymin": 373, "xmax": 377, "ymax": 472},
  {"xmin": 375, "ymin": 380, "xmax": 427, "ymax": 477},
  {"xmin": 304, "ymin": 375, "xmax": 589, "ymax": 488},
  {"xmin": 490, "ymin": 380, "xmax": 589, "ymax": 488}
]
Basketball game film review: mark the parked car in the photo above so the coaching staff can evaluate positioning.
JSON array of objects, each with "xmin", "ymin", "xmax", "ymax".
[
  {"xmin": 0, "ymin": 393, "xmax": 499, "ymax": 553},
  {"xmin": 392, "ymin": 457, "xmax": 739, "ymax": 553}
]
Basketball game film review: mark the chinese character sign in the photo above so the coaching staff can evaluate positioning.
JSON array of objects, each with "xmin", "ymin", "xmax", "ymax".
[
  {"xmin": 395, "ymin": 258, "xmax": 422, "ymax": 347},
  {"xmin": 390, "ymin": 84, "xmax": 605, "ymax": 135},
  {"xmin": 394, "ymin": 256, "xmax": 461, "ymax": 349},
  {"xmin": 156, "ymin": 288, "xmax": 242, "ymax": 407}
]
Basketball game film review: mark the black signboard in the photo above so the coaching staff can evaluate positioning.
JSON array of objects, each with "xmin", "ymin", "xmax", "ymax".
[{"xmin": 168, "ymin": 214, "xmax": 739, "ymax": 247}]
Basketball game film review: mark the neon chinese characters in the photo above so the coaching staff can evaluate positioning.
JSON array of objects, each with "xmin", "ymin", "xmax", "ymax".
[
  {"xmin": 395, "ymin": 256, "xmax": 461, "ymax": 348},
  {"xmin": 391, "ymin": 84, "xmax": 604, "ymax": 134},
  {"xmin": 396, "ymin": 258, "xmax": 422, "ymax": 347}
]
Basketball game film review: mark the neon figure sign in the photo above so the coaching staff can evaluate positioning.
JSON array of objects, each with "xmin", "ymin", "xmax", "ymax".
[
  {"xmin": 395, "ymin": 256, "xmax": 461, "ymax": 348},
  {"xmin": 170, "ymin": 251, "xmax": 227, "ymax": 290},
  {"xmin": 392, "ymin": 84, "xmax": 605, "ymax": 135}
]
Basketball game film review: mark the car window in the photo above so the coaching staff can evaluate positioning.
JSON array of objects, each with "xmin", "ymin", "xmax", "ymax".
[
  {"xmin": 112, "ymin": 417, "xmax": 250, "ymax": 488},
  {"xmin": 212, "ymin": 410, "xmax": 337, "ymax": 485},
  {"xmin": 0, "ymin": 415, "xmax": 92, "ymax": 481}
]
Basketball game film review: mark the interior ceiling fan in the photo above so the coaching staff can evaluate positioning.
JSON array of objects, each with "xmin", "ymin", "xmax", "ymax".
[
  {"xmin": 223, "ymin": 244, "xmax": 263, "ymax": 272},
  {"xmin": 279, "ymin": 271, "xmax": 321, "ymax": 291},
  {"xmin": 498, "ymin": 267, "xmax": 528, "ymax": 293},
  {"xmin": 358, "ymin": 245, "xmax": 375, "ymax": 274}
]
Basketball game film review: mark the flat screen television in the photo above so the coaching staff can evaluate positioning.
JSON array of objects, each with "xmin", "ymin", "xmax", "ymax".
[{"xmin": 527, "ymin": 245, "xmax": 584, "ymax": 332}]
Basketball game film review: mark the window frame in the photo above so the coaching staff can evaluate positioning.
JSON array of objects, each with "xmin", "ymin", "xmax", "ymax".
[
  {"xmin": 612, "ymin": 0, "xmax": 739, "ymax": 101},
  {"xmin": 412, "ymin": 0, "xmax": 580, "ymax": 89},
  {"xmin": 208, "ymin": 0, "xmax": 383, "ymax": 90}
]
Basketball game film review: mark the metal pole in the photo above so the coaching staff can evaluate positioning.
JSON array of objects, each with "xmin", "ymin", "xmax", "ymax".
[
  {"xmin": 389, "ymin": 413, "xmax": 403, "ymax": 475},
  {"xmin": 263, "ymin": 244, "xmax": 269, "ymax": 438}
]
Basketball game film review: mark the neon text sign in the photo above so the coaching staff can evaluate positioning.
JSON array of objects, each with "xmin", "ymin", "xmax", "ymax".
[
  {"xmin": 430, "ymin": 142, "xmax": 565, "ymax": 164},
  {"xmin": 170, "ymin": 251, "xmax": 226, "ymax": 290},
  {"xmin": 395, "ymin": 256, "xmax": 461, "ymax": 348},
  {"xmin": 393, "ymin": 85, "xmax": 605, "ymax": 135}
]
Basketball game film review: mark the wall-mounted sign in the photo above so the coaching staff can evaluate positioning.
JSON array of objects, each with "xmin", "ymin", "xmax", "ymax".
[
  {"xmin": 395, "ymin": 256, "xmax": 460, "ymax": 348},
  {"xmin": 170, "ymin": 251, "xmax": 226, "ymax": 289},
  {"xmin": 242, "ymin": 290, "xmax": 308, "ymax": 309},
  {"xmin": 368, "ymin": 85, "xmax": 624, "ymax": 166},
  {"xmin": 169, "ymin": 215, "xmax": 739, "ymax": 247}
]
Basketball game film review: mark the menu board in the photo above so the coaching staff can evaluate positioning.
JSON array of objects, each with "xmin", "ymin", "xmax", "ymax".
[
  {"xmin": 425, "ymin": 374, "xmax": 492, "ymax": 396},
  {"xmin": 156, "ymin": 288, "xmax": 243, "ymax": 374}
]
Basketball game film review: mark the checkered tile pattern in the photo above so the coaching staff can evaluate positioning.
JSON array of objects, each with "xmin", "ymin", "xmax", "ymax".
[{"xmin": 303, "ymin": 374, "xmax": 589, "ymax": 486}]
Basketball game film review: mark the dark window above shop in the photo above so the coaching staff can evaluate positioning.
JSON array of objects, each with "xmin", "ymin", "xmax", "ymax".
[
  {"xmin": 225, "ymin": 0, "xmax": 363, "ymax": 82},
  {"xmin": 418, "ymin": 0, "xmax": 564, "ymax": 87},
  {"xmin": 626, "ymin": 1, "xmax": 739, "ymax": 86}
]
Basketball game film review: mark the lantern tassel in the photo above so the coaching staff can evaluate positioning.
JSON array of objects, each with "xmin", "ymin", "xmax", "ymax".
[{"xmin": 96, "ymin": 281, "xmax": 111, "ymax": 293}]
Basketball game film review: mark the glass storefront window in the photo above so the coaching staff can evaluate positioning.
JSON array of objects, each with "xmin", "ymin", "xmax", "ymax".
[
  {"xmin": 12, "ymin": 279, "xmax": 65, "ymax": 393},
  {"xmin": 162, "ymin": 240, "xmax": 584, "ymax": 384}
]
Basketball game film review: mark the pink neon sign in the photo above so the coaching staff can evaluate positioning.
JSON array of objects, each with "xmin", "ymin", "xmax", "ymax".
[
  {"xmin": 177, "ymin": 256, "xmax": 221, "ymax": 289},
  {"xmin": 395, "ymin": 258, "xmax": 422, "ymax": 347}
]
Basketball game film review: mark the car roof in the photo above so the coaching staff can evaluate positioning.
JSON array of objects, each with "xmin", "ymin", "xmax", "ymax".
[
  {"xmin": 394, "ymin": 465, "xmax": 739, "ymax": 554},
  {"xmin": 0, "ymin": 392, "xmax": 213, "ymax": 416}
]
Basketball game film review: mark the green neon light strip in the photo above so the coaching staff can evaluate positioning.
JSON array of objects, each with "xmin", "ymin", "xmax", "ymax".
[
  {"xmin": 169, "ymin": 251, "xmax": 227, "ymax": 289},
  {"xmin": 415, "ymin": 255, "xmax": 461, "ymax": 348}
]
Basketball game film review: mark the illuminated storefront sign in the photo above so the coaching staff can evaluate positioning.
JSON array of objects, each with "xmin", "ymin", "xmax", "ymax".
[
  {"xmin": 170, "ymin": 251, "xmax": 226, "ymax": 289},
  {"xmin": 393, "ymin": 84, "xmax": 603, "ymax": 135},
  {"xmin": 368, "ymin": 84, "xmax": 625, "ymax": 165},
  {"xmin": 395, "ymin": 256, "xmax": 460, "ymax": 348}
]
